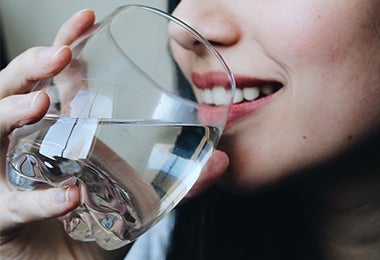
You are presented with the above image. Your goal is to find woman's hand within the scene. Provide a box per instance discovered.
[185,150,229,199]
[0,9,129,259]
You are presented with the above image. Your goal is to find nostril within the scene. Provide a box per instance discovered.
[168,22,215,60]
[168,21,204,52]
[194,40,202,46]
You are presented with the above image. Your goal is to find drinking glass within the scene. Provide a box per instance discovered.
[6,4,235,250]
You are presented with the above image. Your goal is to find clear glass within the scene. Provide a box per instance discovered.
[6,4,235,250]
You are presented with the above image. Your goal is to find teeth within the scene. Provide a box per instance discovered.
[213,87,229,105]
[201,89,213,104]
[232,89,244,103]
[200,85,279,105]
[243,87,260,101]
[200,86,231,105]
[261,85,275,95]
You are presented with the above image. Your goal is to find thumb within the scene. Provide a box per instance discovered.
[0,91,49,137]
[184,150,229,199]
[0,186,80,232]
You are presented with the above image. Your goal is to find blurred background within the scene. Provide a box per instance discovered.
[0,0,168,61]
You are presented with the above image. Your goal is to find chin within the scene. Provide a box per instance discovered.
[216,162,307,195]
[216,170,271,195]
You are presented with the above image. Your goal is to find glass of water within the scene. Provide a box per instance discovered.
[6,4,235,250]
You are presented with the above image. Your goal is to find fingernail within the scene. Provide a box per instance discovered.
[30,91,42,107]
[72,9,93,18]
[38,46,68,59]
[54,187,71,204]
[15,91,40,109]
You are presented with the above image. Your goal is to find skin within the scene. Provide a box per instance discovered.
[171,0,380,258]
[0,0,379,258]
[171,0,380,191]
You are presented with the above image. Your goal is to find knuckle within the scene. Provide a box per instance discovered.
[6,192,24,225]
[5,190,51,225]
[35,194,51,219]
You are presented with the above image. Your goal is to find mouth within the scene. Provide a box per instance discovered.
[192,72,284,126]
[199,81,283,106]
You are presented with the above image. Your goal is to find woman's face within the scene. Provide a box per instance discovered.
[171,0,380,191]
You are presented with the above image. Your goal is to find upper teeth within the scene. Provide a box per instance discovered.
[200,85,276,105]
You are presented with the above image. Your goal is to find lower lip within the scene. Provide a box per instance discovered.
[226,91,279,128]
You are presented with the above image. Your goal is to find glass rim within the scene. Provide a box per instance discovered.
[106,4,236,94]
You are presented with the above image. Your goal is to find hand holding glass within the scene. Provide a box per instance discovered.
[6,5,235,250]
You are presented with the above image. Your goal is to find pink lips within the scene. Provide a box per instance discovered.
[227,95,273,127]
[191,71,234,89]
[192,72,280,128]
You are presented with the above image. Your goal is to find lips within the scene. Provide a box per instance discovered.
[192,72,283,125]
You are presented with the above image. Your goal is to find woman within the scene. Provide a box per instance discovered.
[166,0,380,259]
[1,0,380,259]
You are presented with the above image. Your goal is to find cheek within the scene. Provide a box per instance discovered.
[259,3,368,68]
[170,43,195,87]
[269,20,342,68]
[266,2,380,130]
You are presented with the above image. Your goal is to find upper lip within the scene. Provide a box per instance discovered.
[191,72,282,89]
[191,71,235,89]
[233,76,282,89]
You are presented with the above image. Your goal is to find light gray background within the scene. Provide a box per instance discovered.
[0,0,168,59]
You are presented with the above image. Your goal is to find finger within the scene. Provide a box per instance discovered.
[0,46,71,98]
[184,150,229,199]
[53,9,96,46]
[0,186,80,231]
[0,91,49,137]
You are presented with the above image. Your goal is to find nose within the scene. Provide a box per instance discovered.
[169,1,240,51]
